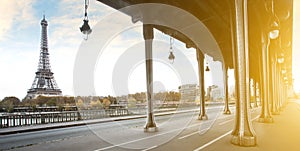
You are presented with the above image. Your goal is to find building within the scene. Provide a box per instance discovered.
[178,84,198,102]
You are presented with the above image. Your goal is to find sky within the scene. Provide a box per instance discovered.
[293,0,300,93]
[0,0,298,100]
[0,0,223,99]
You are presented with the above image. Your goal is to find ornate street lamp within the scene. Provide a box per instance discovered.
[205,55,210,72]
[205,62,210,72]
[80,0,92,40]
[277,53,284,64]
[168,36,175,63]
[268,16,280,39]
[267,0,280,40]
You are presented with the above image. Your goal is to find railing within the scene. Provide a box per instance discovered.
[0,108,131,128]
[79,108,131,120]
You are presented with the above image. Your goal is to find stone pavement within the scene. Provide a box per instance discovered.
[200,99,300,151]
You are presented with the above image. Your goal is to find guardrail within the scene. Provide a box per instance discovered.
[0,108,131,128]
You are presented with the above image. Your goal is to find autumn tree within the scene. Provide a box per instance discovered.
[0,96,21,112]
[90,100,103,109]
[102,98,111,109]
[127,97,137,108]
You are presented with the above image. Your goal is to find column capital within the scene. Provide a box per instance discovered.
[196,49,204,61]
[143,24,154,40]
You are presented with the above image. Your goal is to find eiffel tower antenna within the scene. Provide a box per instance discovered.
[26,15,62,99]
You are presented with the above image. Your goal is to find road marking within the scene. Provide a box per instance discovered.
[141,145,157,151]
[252,115,260,121]
[177,113,235,140]
[193,115,260,151]
[178,128,209,140]
[193,130,232,151]
[95,108,244,151]
[94,120,210,151]
[218,119,234,126]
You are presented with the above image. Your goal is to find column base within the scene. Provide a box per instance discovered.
[144,125,158,132]
[144,113,158,132]
[258,116,273,123]
[223,109,231,115]
[231,134,256,146]
[198,114,208,120]
[271,111,280,115]
[280,107,284,111]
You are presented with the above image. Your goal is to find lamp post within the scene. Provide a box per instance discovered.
[80,0,92,40]
[168,36,175,63]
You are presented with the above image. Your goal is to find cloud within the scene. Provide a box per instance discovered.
[0,0,36,41]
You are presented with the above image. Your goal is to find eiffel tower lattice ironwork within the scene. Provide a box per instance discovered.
[26,15,62,99]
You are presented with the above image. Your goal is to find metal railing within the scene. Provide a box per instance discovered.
[0,108,131,128]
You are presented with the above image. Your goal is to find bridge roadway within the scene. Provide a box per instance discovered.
[0,100,299,151]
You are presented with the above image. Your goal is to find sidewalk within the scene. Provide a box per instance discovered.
[202,99,300,151]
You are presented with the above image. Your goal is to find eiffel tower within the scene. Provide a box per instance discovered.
[26,15,62,99]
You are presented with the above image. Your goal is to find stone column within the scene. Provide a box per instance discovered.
[223,63,231,114]
[231,0,256,146]
[197,49,208,120]
[143,24,157,132]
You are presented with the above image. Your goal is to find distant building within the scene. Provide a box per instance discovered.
[178,84,198,102]
[210,86,222,101]
[116,95,128,107]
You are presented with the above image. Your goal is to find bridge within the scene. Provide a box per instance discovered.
[0,0,296,150]
[90,0,294,147]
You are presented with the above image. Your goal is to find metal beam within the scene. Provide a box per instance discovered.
[223,63,231,114]
[196,49,208,120]
[231,0,256,146]
[143,24,158,132]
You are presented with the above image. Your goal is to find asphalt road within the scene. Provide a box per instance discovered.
[0,105,259,151]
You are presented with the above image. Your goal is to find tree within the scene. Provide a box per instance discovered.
[102,98,111,109]
[35,96,48,106]
[107,95,117,104]
[0,96,21,112]
[1,96,20,105]
[76,98,85,109]
[154,92,167,101]
[127,97,137,108]
[90,100,103,109]
[46,98,57,106]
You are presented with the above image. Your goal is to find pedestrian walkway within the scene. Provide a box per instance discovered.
[199,99,300,151]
